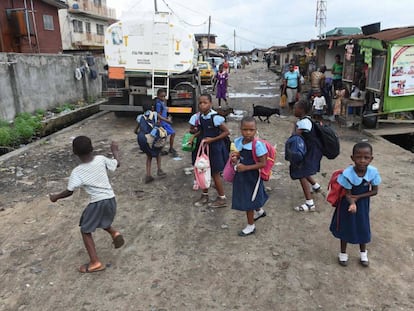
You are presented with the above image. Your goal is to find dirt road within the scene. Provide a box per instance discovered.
[1,62,414,311]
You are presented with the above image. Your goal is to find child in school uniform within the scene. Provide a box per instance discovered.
[49,136,124,273]
[290,100,323,212]
[330,142,381,267]
[189,93,230,208]
[134,102,166,183]
[154,88,178,157]
[231,116,268,236]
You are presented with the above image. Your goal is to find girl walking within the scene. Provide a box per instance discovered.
[189,94,229,208]
[330,142,381,267]
[231,116,268,236]
[214,64,229,107]
[290,100,322,211]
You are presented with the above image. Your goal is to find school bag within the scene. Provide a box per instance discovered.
[194,141,211,189]
[252,138,277,181]
[307,117,340,159]
[143,112,167,148]
[327,169,347,207]
[284,134,307,164]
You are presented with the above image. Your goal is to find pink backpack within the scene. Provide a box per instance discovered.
[252,138,276,181]
[194,141,211,189]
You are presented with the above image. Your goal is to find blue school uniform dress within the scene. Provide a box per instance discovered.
[155,98,175,135]
[329,165,381,244]
[188,110,228,172]
[289,117,323,179]
[136,111,161,157]
[231,137,269,211]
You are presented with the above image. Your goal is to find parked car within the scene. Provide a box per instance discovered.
[198,61,214,84]
[252,55,259,62]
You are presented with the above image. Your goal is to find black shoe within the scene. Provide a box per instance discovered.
[169,148,178,157]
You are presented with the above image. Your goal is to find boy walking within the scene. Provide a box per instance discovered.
[49,136,124,273]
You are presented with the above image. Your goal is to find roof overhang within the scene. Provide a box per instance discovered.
[41,0,68,9]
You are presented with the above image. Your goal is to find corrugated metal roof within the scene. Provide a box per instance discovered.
[278,26,414,50]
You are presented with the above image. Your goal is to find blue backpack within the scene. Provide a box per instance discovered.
[285,134,307,164]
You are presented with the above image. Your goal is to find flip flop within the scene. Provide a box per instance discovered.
[79,263,106,273]
[113,234,125,249]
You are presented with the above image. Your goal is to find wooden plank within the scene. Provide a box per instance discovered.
[363,126,414,136]
[378,119,414,124]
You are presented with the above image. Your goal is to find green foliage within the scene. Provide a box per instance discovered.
[55,103,75,113]
[0,127,14,146]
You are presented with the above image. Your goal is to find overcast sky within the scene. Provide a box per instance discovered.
[106,0,414,51]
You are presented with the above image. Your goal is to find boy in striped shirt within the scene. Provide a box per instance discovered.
[49,136,124,273]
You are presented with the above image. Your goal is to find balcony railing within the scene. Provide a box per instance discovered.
[72,32,105,47]
[68,0,116,19]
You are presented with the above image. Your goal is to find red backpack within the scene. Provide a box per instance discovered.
[327,169,347,207]
[252,138,276,181]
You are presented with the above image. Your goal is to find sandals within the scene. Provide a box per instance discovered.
[293,203,315,212]
[113,234,125,249]
[79,262,106,273]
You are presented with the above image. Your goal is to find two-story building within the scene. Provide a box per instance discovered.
[0,0,67,53]
[58,0,116,52]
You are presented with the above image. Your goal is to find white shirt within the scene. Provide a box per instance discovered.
[67,155,118,203]
[313,96,326,110]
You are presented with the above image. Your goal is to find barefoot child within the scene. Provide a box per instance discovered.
[290,100,323,211]
[330,142,381,267]
[189,93,229,208]
[49,136,124,273]
[231,116,268,236]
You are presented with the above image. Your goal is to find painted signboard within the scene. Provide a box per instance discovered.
[388,45,414,97]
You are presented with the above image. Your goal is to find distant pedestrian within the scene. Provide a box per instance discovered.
[289,100,322,212]
[266,54,271,69]
[134,102,167,183]
[214,64,229,107]
[49,136,124,273]
[190,93,229,208]
[223,58,230,73]
[231,116,268,236]
[282,63,301,113]
[330,142,381,267]
[154,88,178,157]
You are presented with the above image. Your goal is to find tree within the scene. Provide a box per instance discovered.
[220,44,229,49]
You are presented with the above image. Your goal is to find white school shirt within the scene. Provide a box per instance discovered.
[67,155,118,203]
[313,96,326,110]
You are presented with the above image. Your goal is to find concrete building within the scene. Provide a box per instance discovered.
[58,0,116,51]
[195,33,217,51]
[0,0,67,54]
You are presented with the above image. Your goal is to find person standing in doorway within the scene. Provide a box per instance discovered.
[332,54,343,92]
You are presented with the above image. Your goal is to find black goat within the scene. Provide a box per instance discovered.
[252,104,280,123]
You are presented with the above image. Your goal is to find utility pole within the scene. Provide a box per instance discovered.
[206,15,211,58]
[154,0,158,13]
[233,29,236,54]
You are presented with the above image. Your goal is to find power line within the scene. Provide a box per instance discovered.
[161,0,209,27]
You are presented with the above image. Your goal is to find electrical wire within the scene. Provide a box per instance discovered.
[161,0,208,27]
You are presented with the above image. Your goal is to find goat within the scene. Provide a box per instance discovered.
[214,106,234,122]
[252,104,280,123]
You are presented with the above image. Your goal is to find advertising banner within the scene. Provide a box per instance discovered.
[389,45,414,97]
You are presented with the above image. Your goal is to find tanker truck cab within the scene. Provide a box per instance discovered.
[101,12,200,116]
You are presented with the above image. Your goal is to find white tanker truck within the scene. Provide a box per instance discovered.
[100,11,200,115]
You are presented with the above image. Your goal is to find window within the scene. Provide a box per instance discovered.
[73,20,83,33]
[43,15,54,31]
[85,22,91,34]
[94,0,102,7]
[96,24,104,35]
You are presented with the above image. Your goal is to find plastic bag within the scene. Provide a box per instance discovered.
[280,94,287,108]
[194,141,211,189]
[223,158,236,183]
[182,133,197,152]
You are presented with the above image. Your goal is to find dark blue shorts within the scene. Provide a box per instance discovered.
[79,197,116,233]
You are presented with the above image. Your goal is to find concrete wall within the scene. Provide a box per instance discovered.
[0,53,106,121]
